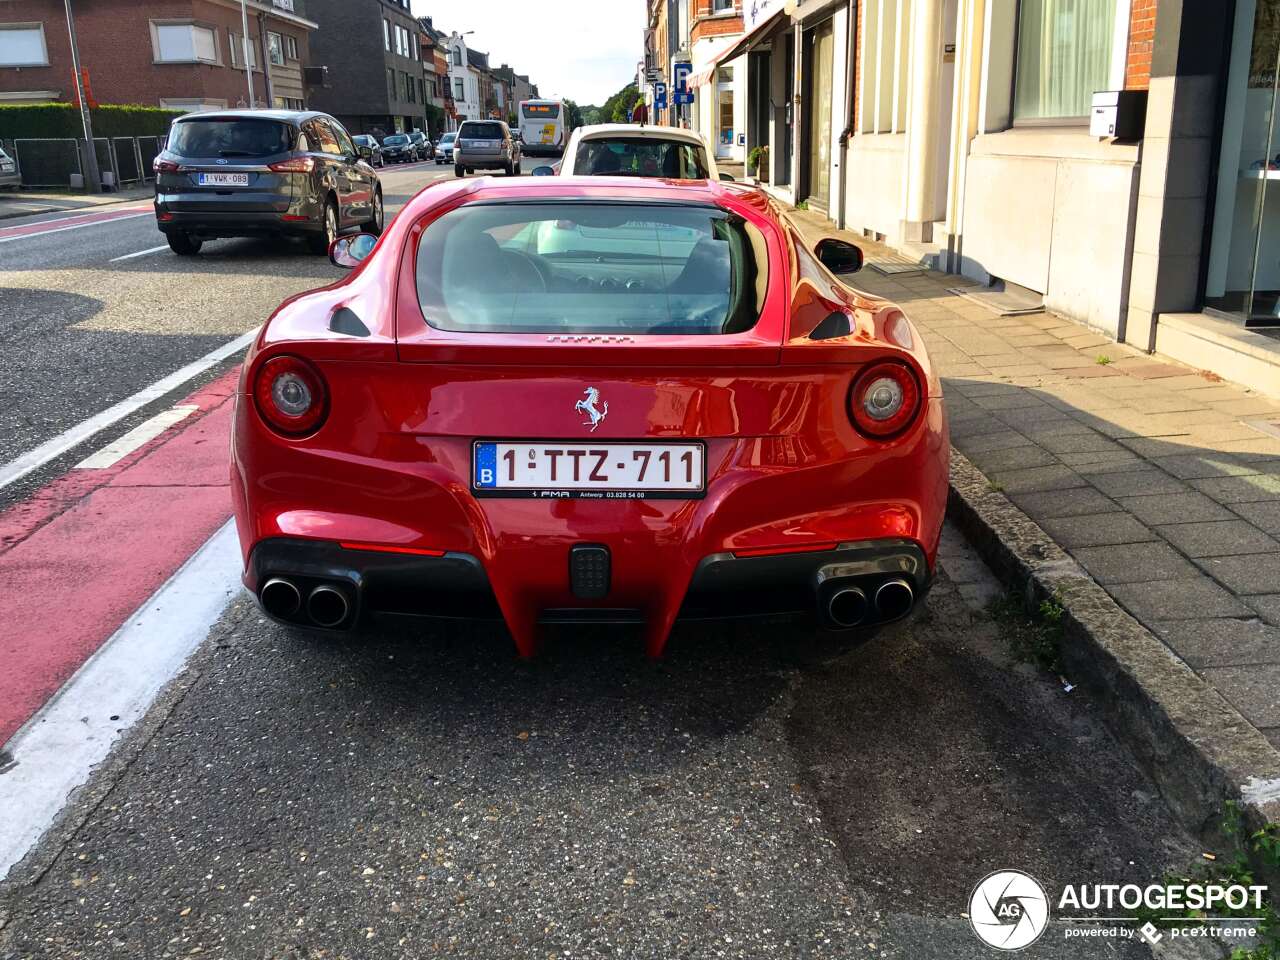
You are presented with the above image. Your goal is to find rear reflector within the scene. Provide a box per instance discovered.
[281,214,310,221]
[339,542,446,557]
[732,541,838,558]
[157,211,174,222]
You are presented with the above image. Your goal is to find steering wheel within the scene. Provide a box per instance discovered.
[501,250,551,292]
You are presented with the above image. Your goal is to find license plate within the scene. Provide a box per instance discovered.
[473,441,705,499]
[197,172,249,186]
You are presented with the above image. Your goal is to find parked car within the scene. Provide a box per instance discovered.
[555,124,724,181]
[232,177,947,658]
[380,134,415,163]
[0,147,19,189]
[151,109,383,256]
[434,132,457,165]
[453,120,521,177]
[352,135,384,168]
[406,130,431,161]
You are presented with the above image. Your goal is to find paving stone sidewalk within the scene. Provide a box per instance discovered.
[788,207,1280,750]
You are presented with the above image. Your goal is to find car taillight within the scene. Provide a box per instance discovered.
[253,355,328,436]
[849,361,921,438]
[268,157,316,173]
[153,157,180,173]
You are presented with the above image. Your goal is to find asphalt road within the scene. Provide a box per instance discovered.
[0,528,1196,959]
[0,162,454,493]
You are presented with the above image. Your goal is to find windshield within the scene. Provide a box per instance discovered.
[383,135,409,145]
[168,118,293,158]
[460,123,504,139]
[574,138,709,179]
[416,202,766,335]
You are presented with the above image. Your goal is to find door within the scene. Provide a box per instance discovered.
[1205,0,1280,327]
[330,120,374,225]
[803,18,834,212]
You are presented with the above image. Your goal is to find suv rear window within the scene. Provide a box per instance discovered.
[460,123,504,140]
[168,118,293,158]
[575,138,709,179]
[415,201,767,336]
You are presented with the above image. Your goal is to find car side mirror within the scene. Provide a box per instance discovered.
[719,172,736,182]
[532,165,555,177]
[815,237,864,275]
[329,233,377,269]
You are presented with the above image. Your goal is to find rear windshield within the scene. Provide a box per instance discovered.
[383,134,408,145]
[353,135,374,145]
[575,138,709,179]
[439,133,456,143]
[460,122,504,139]
[168,118,292,158]
[415,202,767,335]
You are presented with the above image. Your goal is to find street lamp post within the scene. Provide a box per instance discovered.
[63,0,101,193]
[240,0,256,106]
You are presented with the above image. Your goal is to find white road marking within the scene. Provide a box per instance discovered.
[0,327,257,491]
[0,211,151,245]
[74,404,198,469]
[109,243,169,262]
[0,520,240,882]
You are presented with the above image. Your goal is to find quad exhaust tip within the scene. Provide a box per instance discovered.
[875,578,914,621]
[307,584,351,628]
[260,577,301,618]
[826,586,869,628]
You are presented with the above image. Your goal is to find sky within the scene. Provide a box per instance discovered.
[411,1,643,106]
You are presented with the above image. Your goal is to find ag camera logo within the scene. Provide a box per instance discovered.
[969,870,1050,950]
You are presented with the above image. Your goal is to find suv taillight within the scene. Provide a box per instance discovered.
[253,355,328,436]
[849,361,922,439]
[153,157,180,173]
[269,157,316,173]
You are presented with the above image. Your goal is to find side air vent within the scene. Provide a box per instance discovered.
[808,311,852,341]
[330,307,371,338]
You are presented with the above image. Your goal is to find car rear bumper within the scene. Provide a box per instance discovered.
[155,193,323,237]
[245,535,933,639]
[457,151,508,168]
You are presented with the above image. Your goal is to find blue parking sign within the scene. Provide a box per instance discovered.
[673,62,694,105]
[654,82,668,110]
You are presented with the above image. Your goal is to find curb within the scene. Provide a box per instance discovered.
[946,447,1280,836]
[0,190,152,222]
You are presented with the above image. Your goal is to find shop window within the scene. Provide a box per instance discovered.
[1013,0,1117,121]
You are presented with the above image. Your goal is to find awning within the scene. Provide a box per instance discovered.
[690,6,788,86]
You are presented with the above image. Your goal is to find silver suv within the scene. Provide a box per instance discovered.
[453,120,521,177]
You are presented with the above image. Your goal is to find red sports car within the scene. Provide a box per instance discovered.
[231,176,948,657]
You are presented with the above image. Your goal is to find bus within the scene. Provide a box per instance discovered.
[518,99,567,155]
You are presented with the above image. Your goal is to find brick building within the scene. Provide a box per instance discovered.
[304,0,424,138]
[0,0,316,111]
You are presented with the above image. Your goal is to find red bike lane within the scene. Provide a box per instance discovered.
[0,368,241,747]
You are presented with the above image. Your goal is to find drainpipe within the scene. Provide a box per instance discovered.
[836,0,857,230]
[258,12,275,109]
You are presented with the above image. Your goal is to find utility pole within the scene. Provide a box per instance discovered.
[240,0,255,107]
[63,0,101,192]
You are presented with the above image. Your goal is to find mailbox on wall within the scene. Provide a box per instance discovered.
[1090,90,1147,139]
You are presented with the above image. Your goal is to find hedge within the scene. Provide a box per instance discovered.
[0,103,185,140]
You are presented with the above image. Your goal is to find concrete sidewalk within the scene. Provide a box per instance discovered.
[0,185,152,222]
[788,207,1280,754]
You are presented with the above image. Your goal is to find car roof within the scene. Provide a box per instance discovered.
[573,123,705,146]
[173,108,328,125]
[417,175,772,217]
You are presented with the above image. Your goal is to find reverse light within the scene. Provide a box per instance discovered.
[269,157,316,173]
[850,361,921,438]
[253,355,328,436]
